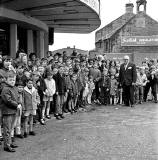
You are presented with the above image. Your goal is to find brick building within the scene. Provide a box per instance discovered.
[95,0,158,64]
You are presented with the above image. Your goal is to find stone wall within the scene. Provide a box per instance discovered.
[112,12,158,53]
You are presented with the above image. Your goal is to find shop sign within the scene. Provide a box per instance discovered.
[121,35,158,46]
[80,0,100,14]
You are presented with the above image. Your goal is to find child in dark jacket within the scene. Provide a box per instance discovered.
[63,67,71,113]
[99,68,111,105]
[0,74,4,144]
[68,73,79,114]
[16,64,26,85]
[37,66,47,125]
[55,66,67,120]
[1,71,22,152]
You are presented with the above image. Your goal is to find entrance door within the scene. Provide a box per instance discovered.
[17,27,27,53]
[0,23,10,55]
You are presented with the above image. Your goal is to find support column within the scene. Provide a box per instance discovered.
[10,24,18,58]
[37,31,44,58]
[27,30,34,54]
[44,32,49,54]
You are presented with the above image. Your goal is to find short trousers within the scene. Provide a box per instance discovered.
[43,95,53,102]
[23,110,36,117]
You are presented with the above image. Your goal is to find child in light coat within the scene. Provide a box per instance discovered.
[43,71,56,122]
[82,76,89,106]
[23,78,40,138]
[110,75,118,105]
[135,67,147,104]
[87,76,95,104]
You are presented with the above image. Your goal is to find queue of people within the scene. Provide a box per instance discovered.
[0,51,158,153]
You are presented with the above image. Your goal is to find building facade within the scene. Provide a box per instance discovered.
[0,0,101,58]
[95,0,158,64]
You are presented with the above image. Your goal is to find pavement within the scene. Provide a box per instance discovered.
[0,102,158,160]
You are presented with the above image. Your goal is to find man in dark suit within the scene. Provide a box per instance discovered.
[119,56,137,107]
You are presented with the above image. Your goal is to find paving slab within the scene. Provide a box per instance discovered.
[0,102,158,160]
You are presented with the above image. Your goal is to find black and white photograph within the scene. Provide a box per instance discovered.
[0,0,158,159]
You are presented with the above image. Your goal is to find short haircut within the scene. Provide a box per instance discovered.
[38,65,44,69]
[41,58,47,62]
[25,77,33,83]
[17,63,24,69]
[71,73,77,78]
[89,75,93,79]
[16,80,25,87]
[6,71,16,79]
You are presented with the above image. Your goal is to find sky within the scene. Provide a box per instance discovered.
[49,0,158,51]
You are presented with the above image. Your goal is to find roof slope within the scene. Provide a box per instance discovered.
[96,12,135,42]
[96,11,158,42]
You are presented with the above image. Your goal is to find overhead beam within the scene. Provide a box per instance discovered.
[17,1,69,11]
[0,7,48,32]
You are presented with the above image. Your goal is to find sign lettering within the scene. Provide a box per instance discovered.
[121,35,158,46]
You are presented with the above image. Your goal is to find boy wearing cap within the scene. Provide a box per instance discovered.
[99,68,111,105]
[14,80,25,138]
[68,73,79,114]
[63,67,71,113]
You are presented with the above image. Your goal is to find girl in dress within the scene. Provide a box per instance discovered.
[42,71,56,123]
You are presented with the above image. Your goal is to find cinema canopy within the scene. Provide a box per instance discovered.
[0,0,101,57]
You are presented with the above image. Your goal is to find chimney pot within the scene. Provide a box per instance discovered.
[125,3,134,14]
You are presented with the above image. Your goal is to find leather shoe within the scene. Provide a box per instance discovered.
[24,132,28,138]
[29,131,36,136]
[0,136,3,141]
[46,115,51,119]
[60,115,65,119]
[40,119,46,125]
[56,115,62,120]
[73,109,77,112]
[10,144,18,148]
[63,108,68,113]
[4,146,16,152]
[16,134,24,139]
[11,137,15,142]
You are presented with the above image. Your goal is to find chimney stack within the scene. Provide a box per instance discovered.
[136,0,147,13]
[125,3,134,14]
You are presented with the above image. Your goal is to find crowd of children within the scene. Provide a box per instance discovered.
[0,51,158,152]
